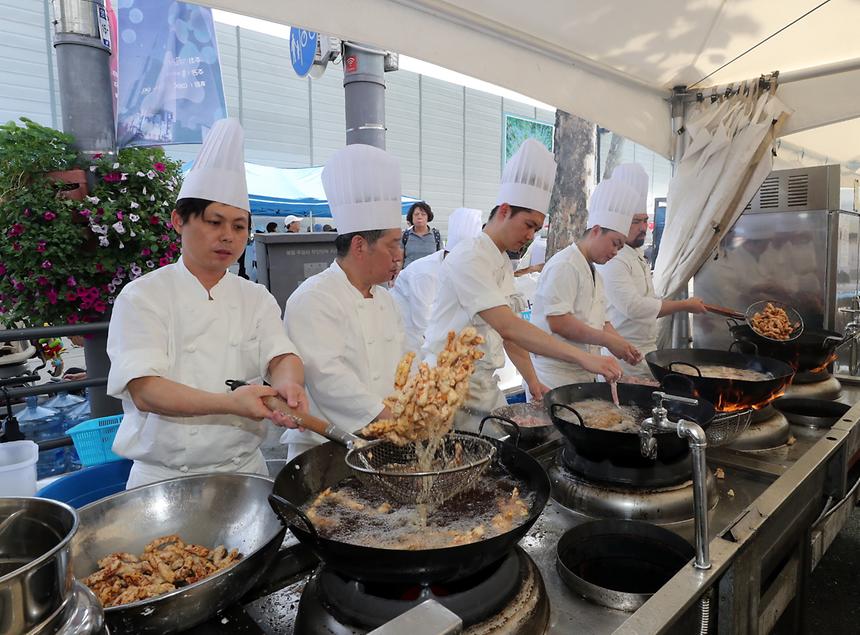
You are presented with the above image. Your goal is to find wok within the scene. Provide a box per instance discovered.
[728,320,843,374]
[646,348,794,412]
[71,474,286,634]
[544,383,714,464]
[481,401,555,445]
[270,431,550,585]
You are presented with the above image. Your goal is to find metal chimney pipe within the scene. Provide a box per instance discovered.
[342,42,386,149]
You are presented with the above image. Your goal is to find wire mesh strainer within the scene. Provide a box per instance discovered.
[345,433,497,506]
[706,409,753,447]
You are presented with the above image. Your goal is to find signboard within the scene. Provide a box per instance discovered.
[116,0,227,148]
[289,27,318,77]
[503,114,554,163]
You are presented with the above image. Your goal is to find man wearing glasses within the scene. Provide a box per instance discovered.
[597,163,706,379]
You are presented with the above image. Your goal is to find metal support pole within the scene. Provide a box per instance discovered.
[670,86,691,348]
[342,42,386,148]
[51,0,116,158]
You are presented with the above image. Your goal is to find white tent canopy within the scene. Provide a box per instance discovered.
[199,0,860,184]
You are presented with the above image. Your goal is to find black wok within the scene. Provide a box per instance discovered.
[645,348,794,412]
[481,401,555,445]
[269,432,550,585]
[728,320,843,374]
[544,383,714,464]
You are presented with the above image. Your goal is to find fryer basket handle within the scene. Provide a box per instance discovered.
[550,403,587,427]
[479,415,522,447]
[268,493,320,543]
[660,373,699,399]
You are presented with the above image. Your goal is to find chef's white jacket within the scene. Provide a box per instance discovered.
[282,261,405,452]
[391,250,444,355]
[531,244,606,387]
[423,233,517,416]
[596,244,661,376]
[106,257,299,478]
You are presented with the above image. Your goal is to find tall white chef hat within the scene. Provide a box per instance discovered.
[496,139,557,214]
[587,178,640,235]
[446,207,483,251]
[177,118,249,212]
[322,144,402,235]
[609,162,649,212]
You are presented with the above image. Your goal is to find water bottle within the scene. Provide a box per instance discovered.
[44,391,86,472]
[64,391,92,471]
[17,397,65,479]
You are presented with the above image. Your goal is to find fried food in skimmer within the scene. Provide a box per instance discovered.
[750,303,798,340]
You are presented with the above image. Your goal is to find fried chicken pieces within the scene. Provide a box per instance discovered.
[750,303,799,340]
[82,534,241,607]
[361,327,484,444]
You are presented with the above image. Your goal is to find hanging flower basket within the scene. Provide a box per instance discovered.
[46,168,89,201]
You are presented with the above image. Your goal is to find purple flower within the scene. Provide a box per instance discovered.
[23,209,31,218]
[146,260,155,268]
[158,257,170,267]
[66,275,77,287]
[153,162,166,172]
[141,248,151,257]
[13,281,25,292]
[7,224,24,238]
[41,260,53,270]
[46,288,58,305]
[79,209,92,217]
[36,241,46,252]
[131,264,142,277]
[103,172,122,183]
[67,313,79,325]
[36,276,49,286]
[116,211,124,220]
[0,264,6,276]
[94,300,107,313]
[43,211,56,221]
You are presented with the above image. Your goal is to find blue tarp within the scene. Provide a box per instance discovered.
[183,161,420,218]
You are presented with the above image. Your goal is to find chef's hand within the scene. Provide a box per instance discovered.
[275,380,308,415]
[684,297,707,314]
[228,384,282,421]
[604,333,641,365]
[528,381,551,401]
[582,354,623,382]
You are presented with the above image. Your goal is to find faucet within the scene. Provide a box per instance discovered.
[639,391,711,570]
[838,296,860,375]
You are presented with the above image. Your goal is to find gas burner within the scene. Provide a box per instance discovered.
[724,409,790,451]
[548,457,718,530]
[784,374,841,400]
[293,547,548,634]
[559,443,692,488]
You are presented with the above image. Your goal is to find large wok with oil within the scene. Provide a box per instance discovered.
[269,430,550,584]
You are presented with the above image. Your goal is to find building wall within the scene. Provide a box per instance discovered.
[0,2,672,236]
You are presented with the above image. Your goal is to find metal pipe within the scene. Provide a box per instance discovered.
[4,377,107,400]
[343,41,386,148]
[0,322,109,343]
[678,419,711,569]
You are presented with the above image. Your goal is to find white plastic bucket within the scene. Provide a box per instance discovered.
[0,440,39,496]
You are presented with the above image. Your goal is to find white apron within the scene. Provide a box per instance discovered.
[125,450,268,489]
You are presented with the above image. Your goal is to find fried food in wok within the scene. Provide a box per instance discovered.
[82,534,242,607]
[362,327,484,444]
[750,303,798,340]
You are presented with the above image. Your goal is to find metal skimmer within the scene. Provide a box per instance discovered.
[345,433,497,506]
[706,409,753,446]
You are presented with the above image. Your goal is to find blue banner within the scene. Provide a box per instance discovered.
[116,0,227,148]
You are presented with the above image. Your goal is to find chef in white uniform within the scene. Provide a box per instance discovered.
[423,139,622,427]
[282,144,406,460]
[107,119,308,489]
[597,163,706,378]
[392,207,483,354]
[530,178,642,387]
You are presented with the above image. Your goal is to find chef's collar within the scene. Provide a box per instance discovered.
[329,259,379,300]
[178,255,232,300]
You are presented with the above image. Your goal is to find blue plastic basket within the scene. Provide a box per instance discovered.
[38,459,132,508]
[66,415,124,467]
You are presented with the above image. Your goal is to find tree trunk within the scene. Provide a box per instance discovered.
[547,110,597,259]
[602,132,626,179]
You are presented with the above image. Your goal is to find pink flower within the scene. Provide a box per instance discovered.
[43,211,56,221]
[158,256,170,267]
[67,313,79,324]
[12,242,21,252]
[65,290,77,301]
[141,248,151,257]
[23,209,31,218]
[66,275,77,287]
[80,209,91,218]
[36,241,46,252]
[36,276,49,286]
[161,234,170,242]
[41,260,53,270]
[94,300,107,313]
[7,224,24,238]
[92,153,103,159]
[103,172,122,183]
[13,281,24,292]
[95,263,105,273]
[0,264,5,276]
[150,215,160,225]
[153,162,166,172]
[116,211,124,220]
[46,288,58,305]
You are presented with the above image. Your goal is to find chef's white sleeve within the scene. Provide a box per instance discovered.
[445,252,510,318]
[600,258,662,321]
[106,284,170,400]
[283,291,384,427]
[252,287,300,381]
[534,261,579,317]
[408,271,438,346]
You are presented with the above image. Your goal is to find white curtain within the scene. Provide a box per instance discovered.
[653,86,793,302]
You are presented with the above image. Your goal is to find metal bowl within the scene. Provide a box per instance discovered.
[0,497,78,635]
[71,473,286,634]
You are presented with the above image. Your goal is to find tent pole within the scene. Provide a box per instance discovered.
[670,86,691,349]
